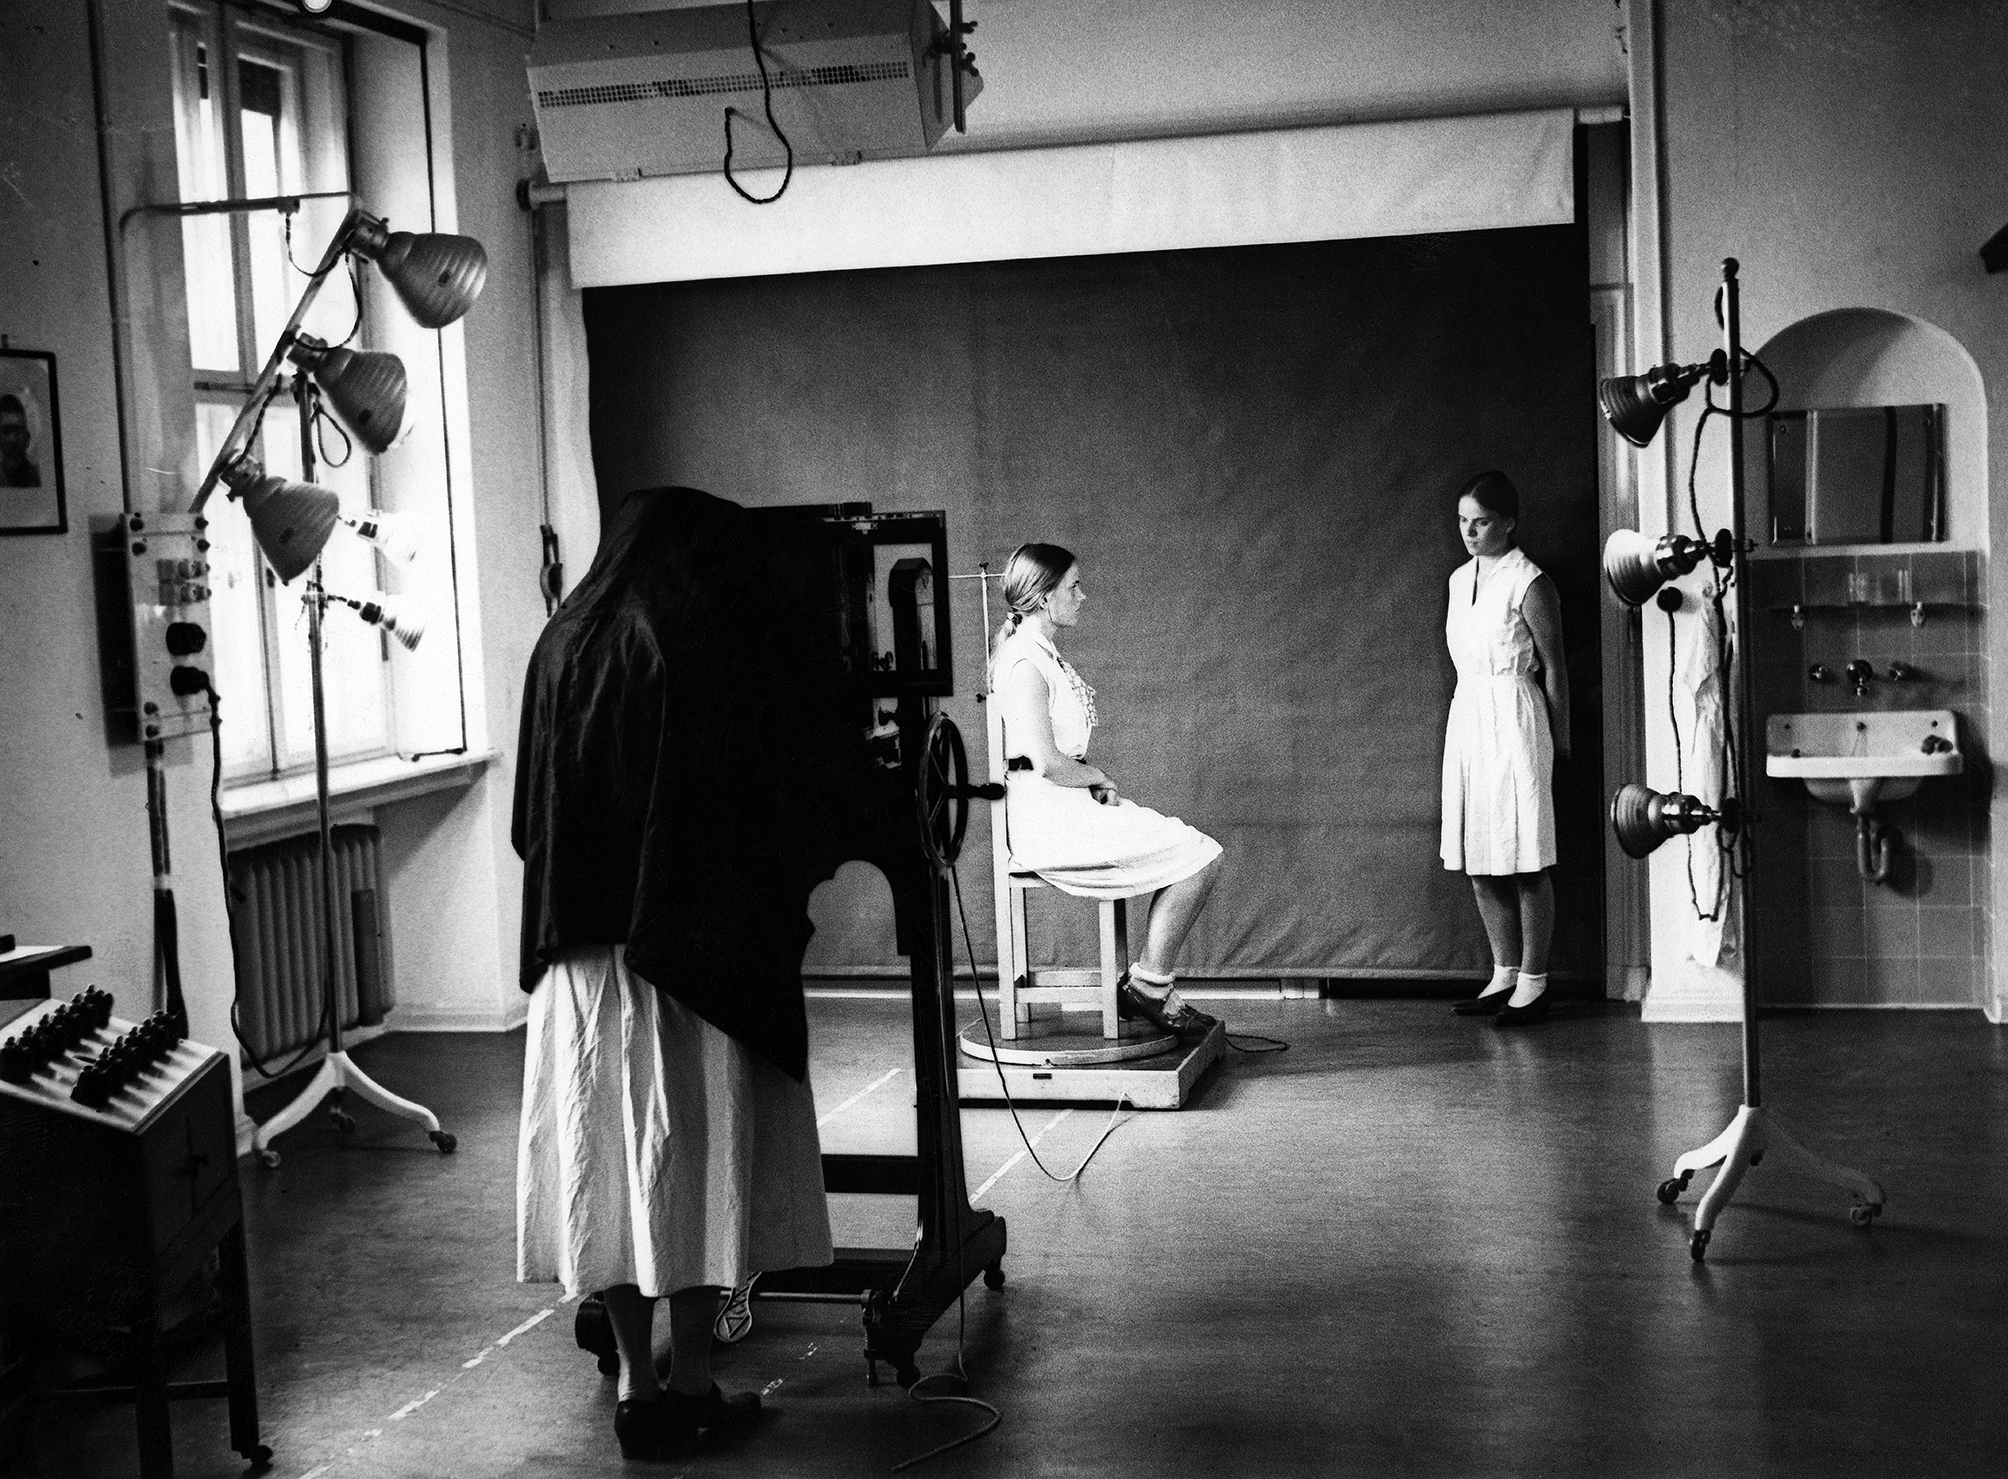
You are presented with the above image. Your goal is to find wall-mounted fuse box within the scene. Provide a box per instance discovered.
[94,512,217,744]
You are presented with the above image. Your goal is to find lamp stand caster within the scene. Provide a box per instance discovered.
[258,1148,282,1169]
[429,1130,457,1153]
[982,1264,1005,1290]
[330,1107,355,1135]
[1850,1201,1883,1228]
[1689,1228,1711,1263]
[239,1442,274,1468]
[1657,1173,1691,1205]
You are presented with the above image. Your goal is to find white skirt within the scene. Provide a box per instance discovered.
[1004,774,1223,900]
[1439,673,1557,876]
[516,945,833,1299]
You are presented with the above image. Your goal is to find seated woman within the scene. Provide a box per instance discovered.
[990,542,1224,1039]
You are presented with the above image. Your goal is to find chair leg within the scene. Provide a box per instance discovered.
[1006,887,1032,1039]
[1099,898,1127,1039]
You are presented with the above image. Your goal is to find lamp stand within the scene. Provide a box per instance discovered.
[1656,260,1882,1260]
[251,379,453,1169]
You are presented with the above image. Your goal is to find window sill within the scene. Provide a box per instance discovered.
[220,750,497,848]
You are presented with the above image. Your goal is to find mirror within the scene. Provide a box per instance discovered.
[1766,404,1945,545]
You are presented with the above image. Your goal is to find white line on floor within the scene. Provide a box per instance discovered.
[460,1347,494,1370]
[388,1388,440,1421]
[496,1308,554,1345]
[971,1109,1074,1202]
[818,1065,904,1128]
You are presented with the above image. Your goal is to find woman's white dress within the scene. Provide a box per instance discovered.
[1440,546,1558,876]
[517,945,833,1299]
[994,625,1222,899]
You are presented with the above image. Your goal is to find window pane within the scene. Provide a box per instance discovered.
[240,58,295,367]
[194,402,273,775]
[171,22,239,373]
[258,409,393,769]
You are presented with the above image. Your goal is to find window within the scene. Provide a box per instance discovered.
[170,1,401,778]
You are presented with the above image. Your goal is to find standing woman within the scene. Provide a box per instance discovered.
[1441,471,1570,1026]
[991,544,1225,1039]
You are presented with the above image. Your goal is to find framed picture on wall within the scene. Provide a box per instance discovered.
[0,347,66,535]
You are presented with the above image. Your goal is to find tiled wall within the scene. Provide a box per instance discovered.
[1743,551,1991,1006]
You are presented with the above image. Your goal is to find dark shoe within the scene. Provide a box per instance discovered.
[1451,988,1512,1016]
[663,1382,762,1440]
[1492,990,1551,1027]
[1117,979,1218,1042]
[614,1395,697,1461]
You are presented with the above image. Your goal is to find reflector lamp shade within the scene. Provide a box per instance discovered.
[1610,783,1737,860]
[1602,529,1711,607]
[1597,353,1723,447]
[338,509,420,565]
[288,336,407,455]
[219,457,341,583]
[358,597,425,651]
[350,218,488,329]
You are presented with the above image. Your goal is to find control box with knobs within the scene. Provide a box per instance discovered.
[93,512,217,742]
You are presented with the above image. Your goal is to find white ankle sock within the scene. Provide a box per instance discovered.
[1507,971,1547,1008]
[1129,964,1174,1000]
[1480,965,1517,998]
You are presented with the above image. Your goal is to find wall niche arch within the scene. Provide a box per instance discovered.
[1748,307,1987,553]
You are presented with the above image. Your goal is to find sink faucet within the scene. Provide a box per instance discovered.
[1845,659,1874,697]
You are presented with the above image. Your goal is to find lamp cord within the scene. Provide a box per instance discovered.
[723,0,794,205]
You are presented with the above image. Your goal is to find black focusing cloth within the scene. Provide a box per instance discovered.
[512,486,871,1080]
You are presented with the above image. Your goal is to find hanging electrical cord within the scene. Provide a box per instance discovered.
[722,0,794,204]
[949,869,1132,1183]
[205,680,337,1082]
[282,211,369,349]
[312,403,353,468]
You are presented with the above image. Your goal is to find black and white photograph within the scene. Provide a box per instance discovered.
[0,347,66,535]
[2,2,2006,1477]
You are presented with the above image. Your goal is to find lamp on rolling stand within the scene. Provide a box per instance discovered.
[183,202,486,1169]
[1600,260,1883,1260]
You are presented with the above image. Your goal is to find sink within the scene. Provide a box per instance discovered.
[1765,709,1961,814]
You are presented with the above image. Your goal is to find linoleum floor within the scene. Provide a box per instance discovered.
[12,995,2008,1478]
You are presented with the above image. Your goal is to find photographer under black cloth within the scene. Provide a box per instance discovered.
[512,486,870,1460]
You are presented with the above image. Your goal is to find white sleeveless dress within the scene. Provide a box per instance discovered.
[994,626,1222,899]
[1440,546,1558,876]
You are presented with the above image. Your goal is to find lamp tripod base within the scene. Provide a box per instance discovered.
[1657,1104,1883,1261]
[252,1049,455,1168]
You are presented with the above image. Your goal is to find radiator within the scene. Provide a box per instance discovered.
[227,824,394,1064]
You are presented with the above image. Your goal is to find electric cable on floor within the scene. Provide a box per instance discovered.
[949,868,1131,1183]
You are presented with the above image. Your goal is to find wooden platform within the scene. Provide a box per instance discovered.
[955,1017,1225,1109]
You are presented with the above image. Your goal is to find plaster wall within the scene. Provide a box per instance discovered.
[0,0,547,1144]
[1644,0,2008,1020]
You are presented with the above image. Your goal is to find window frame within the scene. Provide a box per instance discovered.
[170,0,405,784]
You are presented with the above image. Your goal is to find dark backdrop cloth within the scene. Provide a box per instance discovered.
[512,486,871,1079]
[581,228,1602,979]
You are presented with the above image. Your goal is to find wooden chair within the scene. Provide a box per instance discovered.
[986,692,1130,1041]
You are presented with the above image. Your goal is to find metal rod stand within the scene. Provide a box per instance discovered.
[1661,260,1883,1260]
[251,378,452,1169]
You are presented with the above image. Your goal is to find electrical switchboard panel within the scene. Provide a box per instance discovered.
[93,511,218,743]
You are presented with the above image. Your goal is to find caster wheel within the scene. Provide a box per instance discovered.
[1689,1228,1711,1263]
[1656,1177,1686,1206]
[894,1362,922,1390]
[259,1148,281,1170]
[982,1264,1005,1291]
[1851,1202,1882,1228]
[330,1109,355,1135]
[240,1443,274,1465]
[430,1131,457,1153]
